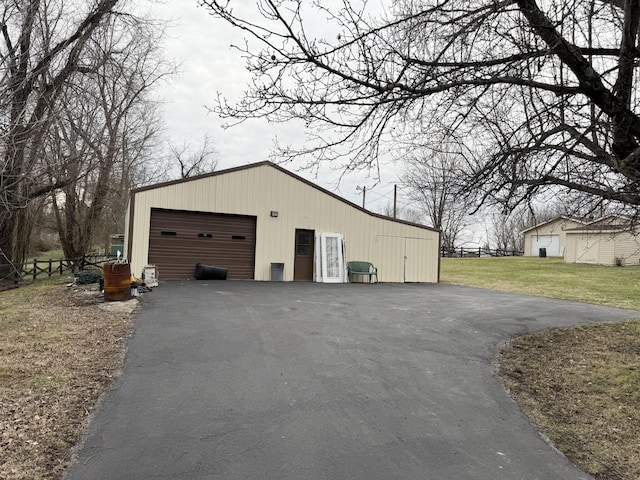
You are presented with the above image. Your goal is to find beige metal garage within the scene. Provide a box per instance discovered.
[125,162,441,282]
[564,216,640,266]
[522,216,586,257]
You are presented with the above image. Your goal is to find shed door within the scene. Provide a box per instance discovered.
[575,235,599,264]
[405,238,434,282]
[530,235,560,256]
[148,208,256,280]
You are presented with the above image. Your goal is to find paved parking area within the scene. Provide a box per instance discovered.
[64,282,636,480]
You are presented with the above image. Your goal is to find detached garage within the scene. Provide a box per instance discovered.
[125,162,440,282]
[522,216,586,257]
[147,209,256,280]
[564,216,640,266]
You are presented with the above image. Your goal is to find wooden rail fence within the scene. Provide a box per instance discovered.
[441,246,523,258]
[1,254,115,282]
[2,248,524,283]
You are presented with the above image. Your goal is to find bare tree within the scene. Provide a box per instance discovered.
[379,200,423,224]
[42,15,170,261]
[200,0,640,213]
[486,207,534,253]
[486,198,603,252]
[0,0,121,277]
[166,134,218,179]
[403,150,473,251]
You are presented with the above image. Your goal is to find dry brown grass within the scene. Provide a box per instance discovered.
[498,321,640,480]
[0,279,135,480]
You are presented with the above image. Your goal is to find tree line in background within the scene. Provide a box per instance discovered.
[0,0,218,279]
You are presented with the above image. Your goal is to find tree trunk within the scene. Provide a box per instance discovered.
[0,214,18,280]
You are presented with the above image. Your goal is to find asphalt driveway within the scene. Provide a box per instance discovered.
[64,282,636,480]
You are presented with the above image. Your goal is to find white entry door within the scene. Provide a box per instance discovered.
[315,233,346,283]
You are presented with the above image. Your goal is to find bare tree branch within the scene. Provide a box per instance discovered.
[198,0,640,212]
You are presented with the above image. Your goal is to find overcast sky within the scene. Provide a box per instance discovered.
[147,1,491,246]
[149,1,412,215]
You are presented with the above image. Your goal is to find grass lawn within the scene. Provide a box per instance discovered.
[0,278,135,480]
[26,249,66,262]
[441,256,640,310]
[442,256,640,480]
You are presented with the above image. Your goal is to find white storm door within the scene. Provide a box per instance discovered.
[316,232,345,283]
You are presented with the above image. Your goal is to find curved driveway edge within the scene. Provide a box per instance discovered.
[64,282,636,480]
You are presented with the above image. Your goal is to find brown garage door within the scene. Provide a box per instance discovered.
[148,208,256,280]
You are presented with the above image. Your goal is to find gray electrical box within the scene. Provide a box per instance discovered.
[270,263,284,282]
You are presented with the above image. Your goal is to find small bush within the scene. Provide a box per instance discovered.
[75,269,103,285]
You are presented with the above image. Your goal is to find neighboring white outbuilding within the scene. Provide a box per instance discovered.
[564,216,640,266]
[124,161,441,282]
[522,216,587,257]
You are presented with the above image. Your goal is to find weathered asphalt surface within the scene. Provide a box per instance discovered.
[64,282,637,480]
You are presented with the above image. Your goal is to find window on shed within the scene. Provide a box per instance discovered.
[296,231,312,256]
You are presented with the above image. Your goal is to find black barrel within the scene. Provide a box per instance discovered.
[195,263,228,280]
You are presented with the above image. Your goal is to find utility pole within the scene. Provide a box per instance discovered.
[356,185,366,209]
[393,184,397,218]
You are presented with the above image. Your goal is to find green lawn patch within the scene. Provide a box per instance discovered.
[441,257,640,310]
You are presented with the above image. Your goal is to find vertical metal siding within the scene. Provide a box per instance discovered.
[564,235,577,263]
[524,219,585,256]
[128,164,439,282]
[614,232,640,264]
[567,231,640,265]
[597,236,615,265]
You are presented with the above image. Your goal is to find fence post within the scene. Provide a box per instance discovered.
[59,259,63,275]
[33,259,37,281]
[48,259,52,277]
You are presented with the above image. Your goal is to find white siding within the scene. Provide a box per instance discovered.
[530,235,560,256]
[566,230,640,265]
[127,163,440,282]
[564,235,577,263]
[523,218,584,256]
[574,235,601,264]
[614,232,640,265]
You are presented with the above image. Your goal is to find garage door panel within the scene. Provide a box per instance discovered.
[148,209,256,280]
[530,235,560,256]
